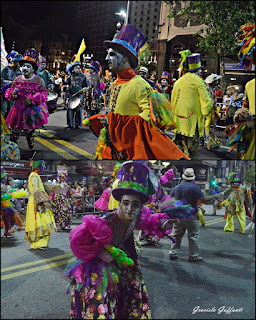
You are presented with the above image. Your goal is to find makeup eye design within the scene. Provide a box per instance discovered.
[109,51,117,57]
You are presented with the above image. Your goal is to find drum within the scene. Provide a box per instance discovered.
[68,96,82,110]
[46,91,58,113]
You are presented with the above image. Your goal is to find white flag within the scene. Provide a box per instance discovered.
[1,27,9,68]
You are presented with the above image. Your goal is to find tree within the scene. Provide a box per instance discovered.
[244,167,255,187]
[164,1,255,92]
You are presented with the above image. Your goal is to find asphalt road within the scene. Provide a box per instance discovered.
[10,99,236,160]
[1,205,254,319]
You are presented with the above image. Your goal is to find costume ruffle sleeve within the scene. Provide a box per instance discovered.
[136,206,172,238]
[5,87,17,101]
[70,215,113,262]
[27,89,48,105]
[105,112,189,160]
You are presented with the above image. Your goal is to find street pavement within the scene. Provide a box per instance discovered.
[11,98,236,160]
[1,204,254,319]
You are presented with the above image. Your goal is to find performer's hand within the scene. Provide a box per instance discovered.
[24,97,32,105]
[12,92,18,99]
[161,219,178,230]
[98,117,108,127]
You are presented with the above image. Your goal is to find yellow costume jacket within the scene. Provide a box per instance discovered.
[171,72,213,137]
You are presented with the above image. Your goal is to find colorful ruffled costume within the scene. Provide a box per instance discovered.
[65,208,173,319]
[25,166,56,249]
[94,188,112,212]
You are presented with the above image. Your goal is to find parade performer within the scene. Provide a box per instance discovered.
[108,163,122,210]
[1,167,16,237]
[204,73,222,150]
[51,168,73,232]
[1,114,20,160]
[138,66,157,89]
[171,52,213,158]
[94,176,113,212]
[37,56,57,113]
[157,71,173,101]
[218,173,252,233]
[5,48,49,151]
[1,51,22,118]
[83,24,189,160]
[64,61,90,129]
[84,61,105,117]
[25,161,56,250]
[226,23,255,160]
[64,161,188,319]
[167,168,219,262]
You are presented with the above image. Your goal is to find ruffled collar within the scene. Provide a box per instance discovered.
[22,74,35,81]
[116,68,137,86]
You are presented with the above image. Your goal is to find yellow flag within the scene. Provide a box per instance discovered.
[73,39,86,63]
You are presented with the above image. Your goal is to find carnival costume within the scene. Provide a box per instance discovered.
[51,169,73,231]
[5,49,49,150]
[225,24,255,159]
[37,56,57,113]
[84,61,105,117]
[83,24,189,160]
[157,71,173,101]
[1,52,22,118]
[1,167,26,237]
[220,173,252,233]
[25,161,56,249]
[64,61,89,128]
[94,176,113,212]
[64,161,193,319]
[1,114,20,160]
[171,52,213,157]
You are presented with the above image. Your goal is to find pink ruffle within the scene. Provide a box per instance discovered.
[160,169,175,185]
[28,89,48,105]
[137,206,172,238]
[94,188,111,211]
[70,215,113,261]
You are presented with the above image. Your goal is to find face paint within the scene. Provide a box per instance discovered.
[105,48,125,72]
[161,79,168,86]
[21,62,34,78]
[119,194,142,225]
[73,66,81,74]
[40,62,47,70]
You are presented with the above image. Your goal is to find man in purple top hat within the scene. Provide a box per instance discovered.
[64,161,177,319]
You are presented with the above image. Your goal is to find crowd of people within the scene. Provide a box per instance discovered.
[1,23,254,161]
[1,160,254,318]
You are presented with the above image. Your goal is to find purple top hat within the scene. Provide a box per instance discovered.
[20,48,39,71]
[187,53,203,72]
[160,71,170,81]
[104,24,146,68]
[112,161,150,204]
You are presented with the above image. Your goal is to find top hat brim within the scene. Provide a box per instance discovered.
[104,40,138,68]
[20,60,38,71]
[187,65,204,72]
[112,187,149,204]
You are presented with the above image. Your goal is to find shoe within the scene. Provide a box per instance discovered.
[75,125,81,129]
[188,256,204,262]
[10,225,19,233]
[38,247,49,250]
[65,125,73,129]
[4,232,14,238]
[169,251,178,260]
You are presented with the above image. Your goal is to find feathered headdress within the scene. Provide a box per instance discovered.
[237,23,255,70]
[178,49,191,78]
[30,160,45,174]
[57,169,68,182]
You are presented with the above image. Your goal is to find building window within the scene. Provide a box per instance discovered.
[146,23,149,27]
[134,18,137,22]
[154,15,157,19]
[140,17,143,21]
[154,8,158,12]
[141,11,144,15]
[153,29,156,33]
[153,22,156,26]
[140,24,142,28]
[148,9,150,14]
[148,2,151,6]
[135,12,137,16]
[147,17,150,20]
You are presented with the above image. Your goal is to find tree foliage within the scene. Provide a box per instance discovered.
[164,1,255,58]
[244,167,255,187]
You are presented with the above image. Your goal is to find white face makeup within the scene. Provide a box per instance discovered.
[73,65,81,74]
[40,62,47,70]
[105,48,126,72]
[119,194,142,225]
[21,62,34,78]
[161,79,168,86]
